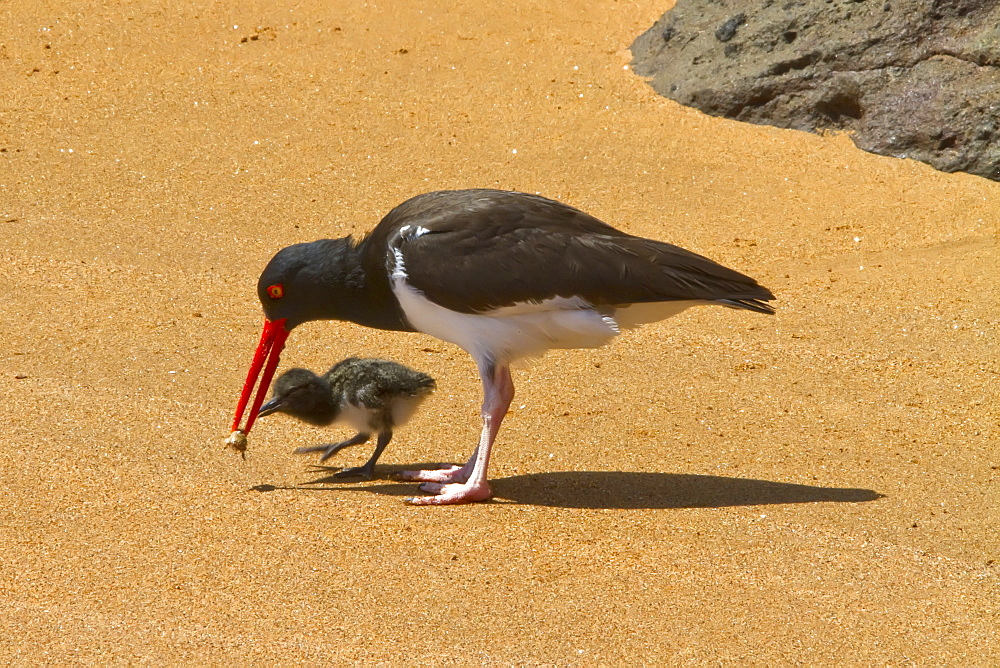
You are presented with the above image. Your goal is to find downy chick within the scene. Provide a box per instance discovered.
[256,357,436,479]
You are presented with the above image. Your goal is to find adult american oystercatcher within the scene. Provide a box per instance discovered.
[254,358,436,479]
[229,189,775,505]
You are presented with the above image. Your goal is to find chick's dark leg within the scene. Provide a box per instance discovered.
[335,430,393,480]
[295,432,370,462]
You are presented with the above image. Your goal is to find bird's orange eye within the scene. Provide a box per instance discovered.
[267,284,284,299]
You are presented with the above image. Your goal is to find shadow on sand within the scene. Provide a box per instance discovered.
[254,466,883,510]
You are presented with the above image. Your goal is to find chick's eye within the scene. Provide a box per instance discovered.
[267,284,284,299]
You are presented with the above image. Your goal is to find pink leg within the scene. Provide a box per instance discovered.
[402,362,513,505]
[398,445,479,484]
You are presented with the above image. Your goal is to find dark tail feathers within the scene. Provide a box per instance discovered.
[716,298,775,315]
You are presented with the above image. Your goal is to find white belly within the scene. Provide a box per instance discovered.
[392,277,700,365]
[389,395,429,427]
[336,394,431,432]
[337,403,378,433]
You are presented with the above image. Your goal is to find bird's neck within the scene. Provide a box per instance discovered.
[304,401,340,427]
[304,375,340,426]
[305,238,413,332]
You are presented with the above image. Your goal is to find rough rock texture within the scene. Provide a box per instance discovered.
[631,0,1000,181]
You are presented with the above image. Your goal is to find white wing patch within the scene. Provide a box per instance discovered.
[613,300,703,329]
[391,245,407,281]
[486,294,591,316]
[389,225,433,281]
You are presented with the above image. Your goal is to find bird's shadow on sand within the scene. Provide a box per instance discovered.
[254,465,883,509]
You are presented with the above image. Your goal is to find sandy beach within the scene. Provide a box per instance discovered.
[1,0,997,663]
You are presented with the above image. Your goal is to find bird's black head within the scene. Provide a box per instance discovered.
[256,367,338,426]
[257,237,366,330]
[231,234,408,439]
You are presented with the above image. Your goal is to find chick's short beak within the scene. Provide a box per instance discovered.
[255,396,284,419]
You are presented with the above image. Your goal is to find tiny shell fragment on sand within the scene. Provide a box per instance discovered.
[225,430,248,458]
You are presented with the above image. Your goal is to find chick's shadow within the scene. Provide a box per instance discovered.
[256,465,882,509]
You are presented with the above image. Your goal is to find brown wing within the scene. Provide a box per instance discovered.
[382,189,774,314]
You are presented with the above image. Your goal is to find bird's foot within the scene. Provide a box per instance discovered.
[295,443,347,462]
[398,464,470,484]
[295,433,369,462]
[333,465,375,480]
[404,480,493,506]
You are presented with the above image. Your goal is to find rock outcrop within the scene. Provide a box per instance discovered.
[630,0,1000,181]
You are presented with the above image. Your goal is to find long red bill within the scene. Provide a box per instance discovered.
[231,317,289,435]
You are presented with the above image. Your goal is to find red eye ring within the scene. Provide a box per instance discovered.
[266,284,284,299]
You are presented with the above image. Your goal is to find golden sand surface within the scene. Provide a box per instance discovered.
[1,0,997,663]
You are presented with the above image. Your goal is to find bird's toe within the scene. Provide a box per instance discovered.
[404,481,492,505]
[319,449,341,462]
[333,466,374,480]
[399,465,469,484]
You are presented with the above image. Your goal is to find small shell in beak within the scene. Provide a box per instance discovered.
[225,429,248,459]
